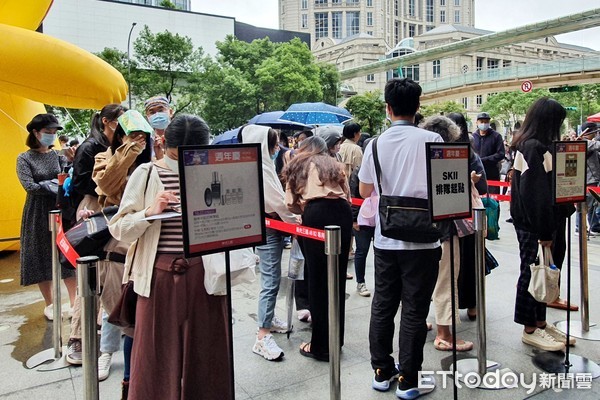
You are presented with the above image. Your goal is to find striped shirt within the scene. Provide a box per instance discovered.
[156,164,184,253]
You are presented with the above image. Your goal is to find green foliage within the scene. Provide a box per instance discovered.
[420,101,465,118]
[344,90,386,135]
[159,0,176,9]
[318,63,340,106]
[47,106,94,138]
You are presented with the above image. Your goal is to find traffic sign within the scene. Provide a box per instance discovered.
[521,80,533,93]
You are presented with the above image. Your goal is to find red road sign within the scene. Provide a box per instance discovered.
[521,80,533,93]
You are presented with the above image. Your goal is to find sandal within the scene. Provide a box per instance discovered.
[434,337,473,352]
[299,342,329,362]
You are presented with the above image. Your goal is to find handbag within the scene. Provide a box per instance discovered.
[527,245,560,303]
[287,238,305,280]
[107,164,153,328]
[484,248,499,275]
[482,195,500,240]
[202,248,257,295]
[371,137,441,243]
[58,206,119,267]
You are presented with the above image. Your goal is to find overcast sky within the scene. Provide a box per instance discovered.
[190,0,600,50]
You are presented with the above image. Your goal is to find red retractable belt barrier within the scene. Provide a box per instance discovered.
[266,218,325,242]
[56,217,80,267]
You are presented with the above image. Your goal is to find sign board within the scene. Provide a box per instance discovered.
[521,80,533,93]
[426,143,472,221]
[178,144,266,258]
[553,141,587,204]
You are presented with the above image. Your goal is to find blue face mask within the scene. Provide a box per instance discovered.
[40,133,56,147]
[271,149,280,161]
[148,112,170,130]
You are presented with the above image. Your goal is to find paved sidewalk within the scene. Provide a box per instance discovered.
[0,216,599,399]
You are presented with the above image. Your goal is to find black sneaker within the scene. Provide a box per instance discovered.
[66,338,82,365]
[396,374,435,399]
[372,363,399,391]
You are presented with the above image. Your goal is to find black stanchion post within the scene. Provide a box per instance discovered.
[26,210,70,371]
[77,256,99,400]
[449,237,458,400]
[325,225,341,400]
[224,251,236,400]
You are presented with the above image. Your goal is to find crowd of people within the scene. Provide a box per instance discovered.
[15,78,599,399]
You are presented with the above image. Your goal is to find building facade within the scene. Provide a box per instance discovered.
[279,0,474,47]
[111,0,191,11]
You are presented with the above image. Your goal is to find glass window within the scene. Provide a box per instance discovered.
[367,30,373,35]
[301,0,308,9]
[366,74,375,82]
[301,14,308,28]
[454,0,460,5]
[394,21,400,45]
[440,0,446,5]
[476,57,483,71]
[454,10,460,23]
[315,0,327,7]
[346,11,360,36]
[394,0,399,17]
[408,0,416,16]
[408,24,415,37]
[332,12,342,38]
[367,12,373,26]
[426,0,434,23]
[433,60,441,78]
[367,0,373,6]
[315,12,329,39]
[476,95,483,107]
[462,97,468,109]
[332,0,342,4]
[440,10,445,23]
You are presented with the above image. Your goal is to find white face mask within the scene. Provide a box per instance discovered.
[164,154,179,174]
[478,123,490,131]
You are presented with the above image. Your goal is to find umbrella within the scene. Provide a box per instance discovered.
[211,127,240,145]
[280,102,352,125]
[248,111,313,131]
[286,278,295,339]
[587,112,600,122]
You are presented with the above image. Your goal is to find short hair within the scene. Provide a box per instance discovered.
[420,116,461,143]
[69,138,80,146]
[384,78,422,117]
[59,135,69,144]
[165,114,211,148]
[342,122,361,140]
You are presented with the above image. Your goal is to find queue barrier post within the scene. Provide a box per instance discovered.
[26,210,70,371]
[77,256,100,400]
[325,225,341,400]
[453,208,511,389]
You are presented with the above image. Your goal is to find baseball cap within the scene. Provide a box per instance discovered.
[26,114,63,133]
[144,96,170,113]
[476,112,491,120]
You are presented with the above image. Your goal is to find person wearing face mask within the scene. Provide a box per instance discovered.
[17,113,77,321]
[65,104,126,367]
[110,114,233,400]
[237,125,300,361]
[472,112,505,194]
[144,95,174,160]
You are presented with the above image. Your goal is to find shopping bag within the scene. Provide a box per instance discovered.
[287,238,305,280]
[481,196,500,240]
[527,245,560,303]
[202,248,256,295]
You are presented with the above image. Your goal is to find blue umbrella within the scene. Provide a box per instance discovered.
[211,127,240,145]
[280,102,352,125]
[248,111,313,131]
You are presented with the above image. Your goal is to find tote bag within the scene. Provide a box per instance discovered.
[202,248,257,295]
[528,245,560,303]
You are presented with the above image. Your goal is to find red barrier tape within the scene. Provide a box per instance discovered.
[487,180,509,188]
[265,218,325,242]
[56,217,80,267]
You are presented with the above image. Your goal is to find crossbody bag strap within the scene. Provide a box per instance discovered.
[125,163,154,280]
[371,137,384,195]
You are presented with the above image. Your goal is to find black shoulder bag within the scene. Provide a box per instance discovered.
[372,136,441,243]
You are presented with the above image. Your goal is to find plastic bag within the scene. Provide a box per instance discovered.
[287,238,304,280]
[202,248,256,296]
[482,196,500,240]
[528,246,560,303]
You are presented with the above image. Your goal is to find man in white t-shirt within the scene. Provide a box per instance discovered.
[359,78,442,399]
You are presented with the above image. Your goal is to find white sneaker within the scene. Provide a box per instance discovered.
[98,353,112,381]
[357,283,371,297]
[522,328,565,351]
[44,304,53,321]
[252,334,284,361]
[545,323,576,346]
[270,316,289,333]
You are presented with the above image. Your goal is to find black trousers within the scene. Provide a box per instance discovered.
[369,246,442,384]
[299,198,352,356]
[458,234,476,309]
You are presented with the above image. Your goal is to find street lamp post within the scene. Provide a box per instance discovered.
[127,22,137,109]
[335,46,352,105]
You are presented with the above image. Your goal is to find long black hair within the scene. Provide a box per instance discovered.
[512,98,566,148]
[165,114,211,147]
[446,112,470,143]
[89,104,127,147]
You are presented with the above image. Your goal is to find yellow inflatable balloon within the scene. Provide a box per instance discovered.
[0,0,128,251]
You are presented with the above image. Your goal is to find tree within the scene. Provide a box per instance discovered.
[47,106,94,138]
[419,100,465,118]
[318,63,340,106]
[344,90,386,135]
[159,0,176,9]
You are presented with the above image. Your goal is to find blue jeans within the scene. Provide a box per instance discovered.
[256,229,285,329]
[100,310,121,354]
[353,225,375,284]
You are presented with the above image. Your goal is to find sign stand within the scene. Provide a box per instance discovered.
[178,144,266,400]
[533,141,600,377]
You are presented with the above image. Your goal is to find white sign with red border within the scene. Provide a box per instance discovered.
[521,80,533,93]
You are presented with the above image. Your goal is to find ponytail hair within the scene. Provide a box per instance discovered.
[89,103,127,147]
